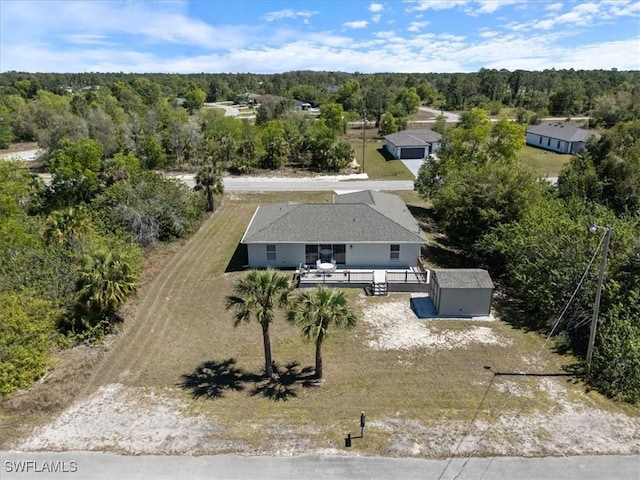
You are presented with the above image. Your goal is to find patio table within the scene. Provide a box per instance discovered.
[318,262,335,272]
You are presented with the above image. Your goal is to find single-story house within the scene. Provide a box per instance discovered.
[384,129,442,160]
[294,100,312,111]
[241,190,426,269]
[428,269,494,317]
[525,123,596,154]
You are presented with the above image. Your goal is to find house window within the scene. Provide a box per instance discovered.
[557,140,561,149]
[266,244,276,261]
[305,245,318,265]
[333,244,346,264]
[547,138,551,146]
[539,136,542,144]
[390,244,400,261]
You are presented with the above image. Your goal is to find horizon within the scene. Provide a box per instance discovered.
[1,0,639,74]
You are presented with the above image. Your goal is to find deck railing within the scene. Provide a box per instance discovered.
[295,267,429,286]
[385,270,429,284]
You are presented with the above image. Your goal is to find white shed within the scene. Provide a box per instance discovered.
[428,269,494,317]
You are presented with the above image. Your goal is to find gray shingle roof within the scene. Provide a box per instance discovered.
[432,269,494,289]
[384,129,442,147]
[242,191,425,244]
[526,123,594,143]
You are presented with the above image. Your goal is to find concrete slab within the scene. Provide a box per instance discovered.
[410,294,495,321]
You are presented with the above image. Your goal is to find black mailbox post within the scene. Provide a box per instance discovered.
[360,411,366,437]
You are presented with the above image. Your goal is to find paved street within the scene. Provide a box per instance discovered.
[0,149,42,161]
[1,452,638,480]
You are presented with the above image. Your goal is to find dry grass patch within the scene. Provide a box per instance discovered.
[8,191,640,458]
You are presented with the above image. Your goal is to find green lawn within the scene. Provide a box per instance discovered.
[346,136,571,181]
[518,145,571,177]
[347,136,414,180]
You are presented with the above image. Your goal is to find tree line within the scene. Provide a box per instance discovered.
[0,141,206,395]
[415,112,640,404]
[1,69,638,400]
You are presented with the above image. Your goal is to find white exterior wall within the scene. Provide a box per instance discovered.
[247,243,305,268]
[345,243,420,268]
[384,140,400,159]
[526,133,577,154]
[247,243,421,269]
[435,287,493,316]
[384,140,440,159]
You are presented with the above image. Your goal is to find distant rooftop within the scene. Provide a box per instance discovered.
[384,129,442,147]
[526,123,595,143]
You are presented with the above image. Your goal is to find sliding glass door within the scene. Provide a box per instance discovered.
[305,244,346,265]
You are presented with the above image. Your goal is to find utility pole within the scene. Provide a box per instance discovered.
[586,225,611,376]
[361,109,367,174]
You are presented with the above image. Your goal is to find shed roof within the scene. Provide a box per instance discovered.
[384,129,442,147]
[526,123,594,143]
[242,190,425,244]
[432,269,494,289]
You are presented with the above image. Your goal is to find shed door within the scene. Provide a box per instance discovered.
[400,147,426,159]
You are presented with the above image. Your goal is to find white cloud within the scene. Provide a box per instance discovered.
[343,20,369,29]
[369,3,384,13]
[545,2,563,11]
[478,30,498,38]
[407,21,430,32]
[1,0,639,74]
[470,0,523,15]
[404,0,469,12]
[372,14,382,23]
[610,1,640,16]
[0,1,254,50]
[507,1,639,32]
[262,9,317,22]
[63,34,117,46]
[405,0,522,15]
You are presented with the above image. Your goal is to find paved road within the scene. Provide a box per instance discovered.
[1,452,638,480]
[203,102,240,116]
[35,172,415,191]
[0,149,42,161]
[209,175,414,192]
[419,106,461,123]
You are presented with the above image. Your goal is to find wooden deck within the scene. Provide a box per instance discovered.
[295,267,429,289]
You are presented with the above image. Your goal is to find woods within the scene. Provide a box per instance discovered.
[1,68,638,403]
[415,115,640,403]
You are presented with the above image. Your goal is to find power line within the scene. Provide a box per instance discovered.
[443,232,606,480]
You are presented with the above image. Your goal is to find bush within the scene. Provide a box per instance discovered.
[0,291,59,395]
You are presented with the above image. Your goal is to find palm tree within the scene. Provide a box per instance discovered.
[195,164,224,212]
[287,286,356,379]
[43,206,92,246]
[75,249,138,326]
[226,268,293,377]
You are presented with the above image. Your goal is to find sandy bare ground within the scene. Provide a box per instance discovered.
[14,299,640,457]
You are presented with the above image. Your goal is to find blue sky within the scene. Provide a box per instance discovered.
[1,0,639,73]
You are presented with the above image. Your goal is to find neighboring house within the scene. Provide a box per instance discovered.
[384,129,442,160]
[294,100,312,111]
[525,123,596,154]
[241,190,426,269]
[428,269,494,317]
